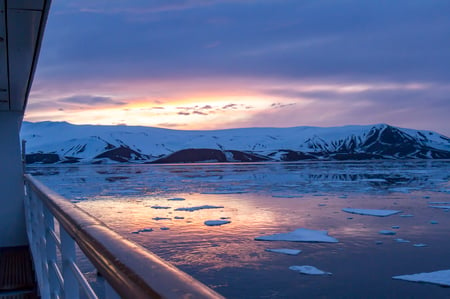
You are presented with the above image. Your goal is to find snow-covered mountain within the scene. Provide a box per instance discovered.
[21,121,450,164]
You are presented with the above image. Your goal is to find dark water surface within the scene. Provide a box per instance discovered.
[29,161,450,298]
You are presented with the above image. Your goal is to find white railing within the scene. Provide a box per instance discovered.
[24,174,224,299]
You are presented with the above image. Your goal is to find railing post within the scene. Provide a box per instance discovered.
[61,226,80,298]
[34,191,51,298]
[44,205,60,298]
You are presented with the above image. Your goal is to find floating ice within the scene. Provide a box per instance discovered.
[175,205,224,212]
[160,227,170,230]
[151,205,171,209]
[393,269,450,286]
[255,228,338,243]
[428,201,450,204]
[399,214,414,217]
[395,238,410,243]
[204,220,231,226]
[201,191,247,194]
[289,265,332,275]
[272,194,304,198]
[429,205,450,209]
[265,248,301,255]
[174,216,184,219]
[430,220,439,224]
[391,226,400,229]
[342,208,401,217]
[152,217,171,221]
[131,228,153,234]
[167,197,186,201]
[379,230,396,235]
[413,243,427,247]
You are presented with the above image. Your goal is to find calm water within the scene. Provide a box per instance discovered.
[29,161,450,298]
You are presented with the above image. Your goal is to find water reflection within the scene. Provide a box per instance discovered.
[28,161,450,200]
[28,161,450,298]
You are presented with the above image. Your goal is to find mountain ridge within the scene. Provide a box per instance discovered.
[21,121,450,164]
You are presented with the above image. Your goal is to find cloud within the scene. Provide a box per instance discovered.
[222,103,237,109]
[58,95,127,106]
[193,110,208,115]
[157,122,187,128]
[270,102,296,109]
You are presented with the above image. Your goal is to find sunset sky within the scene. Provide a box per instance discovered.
[27,1,450,135]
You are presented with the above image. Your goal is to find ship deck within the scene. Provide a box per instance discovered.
[0,246,37,299]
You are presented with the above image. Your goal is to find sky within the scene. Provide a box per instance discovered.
[27,0,450,135]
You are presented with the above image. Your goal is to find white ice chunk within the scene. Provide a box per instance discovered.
[265,248,302,255]
[379,230,396,235]
[152,217,171,220]
[167,197,186,201]
[413,243,427,247]
[393,269,450,286]
[175,205,224,212]
[272,194,304,198]
[151,205,171,209]
[395,238,410,243]
[342,208,401,217]
[429,205,450,209]
[289,265,332,275]
[255,228,338,243]
[204,220,231,226]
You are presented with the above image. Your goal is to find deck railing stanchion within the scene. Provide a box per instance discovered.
[61,226,80,298]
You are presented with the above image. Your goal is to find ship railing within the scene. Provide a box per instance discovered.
[23,174,223,299]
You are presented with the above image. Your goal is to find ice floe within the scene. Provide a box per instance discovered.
[160,227,170,230]
[289,265,332,275]
[167,197,186,201]
[392,269,450,286]
[175,205,224,212]
[430,220,439,224]
[152,217,171,221]
[131,228,153,234]
[413,243,427,247]
[342,208,401,217]
[174,216,184,219]
[272,194,304,198]
[151,205,171,209]
[201,190,247,194]
[255,228,338,243]
[428,201,450,204]
[265,248,301,255]
[428,205,450,209]
[391,226,400,229]
[204,220,231,226]
[399,214,414,217]
[379,230,396,235]
[395,238,410,243]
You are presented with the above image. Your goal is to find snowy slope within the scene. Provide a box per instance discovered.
[21,121,450,164]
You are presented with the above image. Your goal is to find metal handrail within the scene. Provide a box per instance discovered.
[24,174,224,299]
